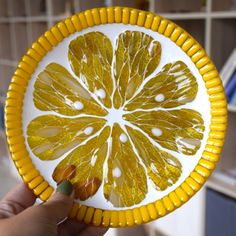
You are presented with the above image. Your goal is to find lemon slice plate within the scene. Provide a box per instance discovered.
[5,7,227,227]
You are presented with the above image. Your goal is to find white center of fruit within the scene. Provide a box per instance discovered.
[106,108,125,126]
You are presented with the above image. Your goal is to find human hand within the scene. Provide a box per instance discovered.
[0,181,108,236]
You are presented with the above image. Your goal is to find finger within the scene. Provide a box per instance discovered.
[58,219,108,236]
[58,219,87,236]
[0,183,36,218]
[29,180,74,224]
[77,226,108,236]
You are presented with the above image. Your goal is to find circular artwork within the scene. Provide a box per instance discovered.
[5,7,227,227]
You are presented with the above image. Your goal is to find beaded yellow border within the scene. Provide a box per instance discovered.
[5,7,227,227]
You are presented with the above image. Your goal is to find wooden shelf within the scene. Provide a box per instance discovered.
[161,12,207,20]
[52,15,69,21]
[162,11,236,20]
[175,19,205,45]
[206,177,236,200]
[1,11,236,23]
[0,59,17,66]
[28,22,47,44]
[211,11,236,18]
[11,22,28,61]
[0,23,12,60]
[0,16,48,23]
[0,64,15,92]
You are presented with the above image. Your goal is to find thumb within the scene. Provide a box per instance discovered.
[29,180,74,224]
[3,181,74,236]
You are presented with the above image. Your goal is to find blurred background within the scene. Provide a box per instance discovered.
[0,0,236,235]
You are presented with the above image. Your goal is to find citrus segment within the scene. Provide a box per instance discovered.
[52,126,111,200]
[27,115,106,160]
[25,27,208,211]
[126,126,182,190]
[34,63,107,116]
[124,109,204,155]
[125,61,198,111]
[113,30,161,108]
[103,123,147,207]
[68,32,113,108]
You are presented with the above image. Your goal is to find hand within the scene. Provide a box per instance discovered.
[0,181,108,236]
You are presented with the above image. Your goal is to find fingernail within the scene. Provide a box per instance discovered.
[56,180,73,196]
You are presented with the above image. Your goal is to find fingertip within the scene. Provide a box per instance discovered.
[79,226,109,236]
[56,180,74,197]
[36,181,74,223]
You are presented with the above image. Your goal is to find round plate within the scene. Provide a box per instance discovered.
[5,7,227,227]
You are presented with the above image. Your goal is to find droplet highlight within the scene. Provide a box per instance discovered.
[84,126,94,135]
[155,94,165,102]
[151,128,163,137]
[95,89,106,99]
[112,167,122,178]
[119,133,128,143]
[73,101,84,110]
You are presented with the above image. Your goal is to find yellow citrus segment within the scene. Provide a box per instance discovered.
[126,127,182,190]
[27,115,106,160]
[52,126,110,200]
[125,61,198,111]
[113,30,161,108]
[68,32,113,108]
[26,28,209,211]
[124,109,204,155]
[103,123,147,207]
[34,63,107,116]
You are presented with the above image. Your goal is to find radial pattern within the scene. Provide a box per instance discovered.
[27,30,204,207]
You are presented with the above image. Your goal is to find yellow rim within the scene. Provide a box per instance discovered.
[5,7,227,227]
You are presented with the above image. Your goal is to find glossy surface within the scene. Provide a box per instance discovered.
[26,29,204,207]
[5,7,227,227]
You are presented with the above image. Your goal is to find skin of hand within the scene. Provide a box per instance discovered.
[0,181,108,236]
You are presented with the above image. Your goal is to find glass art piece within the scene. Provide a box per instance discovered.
[5,7,227,227]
